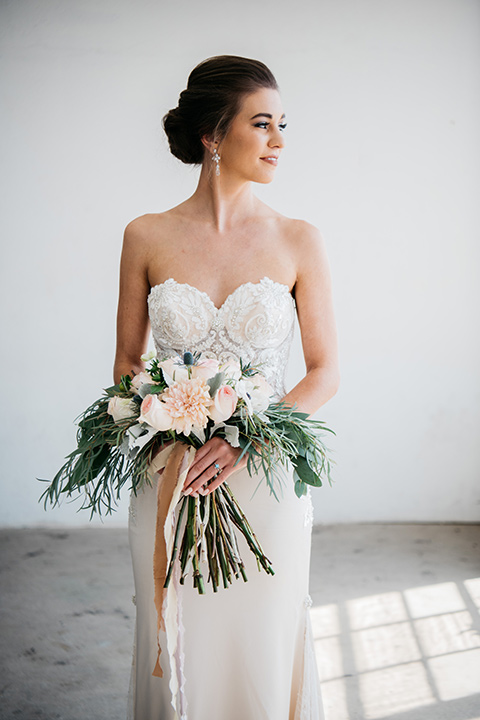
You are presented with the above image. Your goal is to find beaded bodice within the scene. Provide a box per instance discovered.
[147,277,296,400]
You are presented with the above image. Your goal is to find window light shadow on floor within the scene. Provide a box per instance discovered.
[313,578,480,720]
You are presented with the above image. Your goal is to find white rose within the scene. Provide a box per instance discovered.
[248,374,273,412]
[158,358,189,386]
[190,358,220,381]
[236,376,272,415]
[209,385,238,423]
[221,359,242,382]
[107,396,138,423]
[139,394,173,431]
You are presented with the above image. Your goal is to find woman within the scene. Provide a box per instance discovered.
[114,55,339,720]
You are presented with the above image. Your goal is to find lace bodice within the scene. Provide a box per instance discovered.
[147,276,296,399]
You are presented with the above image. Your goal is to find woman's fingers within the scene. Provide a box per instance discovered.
[185,445,218,482]
[202,450,248,494]
[182,437,242,496]
[183,446,219,492]
[202,471,227,494]
[184,438,226,488]
[184,461,222,496]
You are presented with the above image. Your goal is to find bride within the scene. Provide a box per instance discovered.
[114,55,339,720]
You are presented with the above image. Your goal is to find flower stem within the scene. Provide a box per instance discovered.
[220,485,274,576]
[212,492,231,588]
[192,496,205,594]
[205,525,218,592]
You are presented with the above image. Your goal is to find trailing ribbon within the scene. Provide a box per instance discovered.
[148,441,197,719]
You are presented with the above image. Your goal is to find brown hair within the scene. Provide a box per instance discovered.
[163,55,279,165]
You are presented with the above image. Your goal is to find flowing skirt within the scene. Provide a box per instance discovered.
[127,458,324,720]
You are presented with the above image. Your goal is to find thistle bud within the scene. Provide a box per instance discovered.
[183,351,194,366]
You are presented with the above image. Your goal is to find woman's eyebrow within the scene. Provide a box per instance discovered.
[250,113,286,120]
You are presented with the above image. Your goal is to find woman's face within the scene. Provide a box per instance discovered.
[216,87,286,184]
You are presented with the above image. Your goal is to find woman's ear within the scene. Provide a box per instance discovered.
[200,134,213,153]
[200,134,219,154]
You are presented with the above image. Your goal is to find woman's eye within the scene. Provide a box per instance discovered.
[254,121,288,131]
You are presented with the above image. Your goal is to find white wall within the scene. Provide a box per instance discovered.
[1,0,479,527]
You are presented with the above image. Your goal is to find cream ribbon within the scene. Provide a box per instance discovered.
[148,441,197,720]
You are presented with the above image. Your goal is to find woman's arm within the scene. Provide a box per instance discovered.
[282,222,340,415]
[113,219,152,384]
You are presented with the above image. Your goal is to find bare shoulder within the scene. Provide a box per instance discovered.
[276,217,328,279]
[258,202,324,248]
[122,209,182,264]
[123,211,172,247]
[286,217,325,248]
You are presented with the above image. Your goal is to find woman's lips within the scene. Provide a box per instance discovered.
[260,157,279,166]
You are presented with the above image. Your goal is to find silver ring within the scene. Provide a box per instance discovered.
[212,462,223,479]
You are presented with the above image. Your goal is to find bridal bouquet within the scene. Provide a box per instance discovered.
[40,350,335,594]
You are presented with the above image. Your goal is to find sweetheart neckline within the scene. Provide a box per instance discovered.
[148,276,295,312]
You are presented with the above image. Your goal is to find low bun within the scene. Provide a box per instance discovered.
[163,101,204,165]
[162,55,278,166]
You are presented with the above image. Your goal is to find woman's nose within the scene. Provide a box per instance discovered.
[269,126,285,149]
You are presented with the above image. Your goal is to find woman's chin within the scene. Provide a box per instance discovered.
[252,168,276,185]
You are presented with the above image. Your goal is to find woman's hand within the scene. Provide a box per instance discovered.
[182,436,247,497]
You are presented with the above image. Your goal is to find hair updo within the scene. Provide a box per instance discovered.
[162,55,279,165]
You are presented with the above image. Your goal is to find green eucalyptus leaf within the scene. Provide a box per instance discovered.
[292,455,322,487]
[207,372,225,398]
[138,383,163,399]
[294,480,307,498]
[282,425,299,443]
[295,443,308,458]
[104,384,123,397]
[291,411,310,421]
[147,384,164,395]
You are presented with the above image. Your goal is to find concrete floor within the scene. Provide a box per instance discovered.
[1,524,479,720]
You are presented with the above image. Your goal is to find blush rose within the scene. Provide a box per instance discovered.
[139,394,173,431]
[131,371,154,392]
[209,385,238,423]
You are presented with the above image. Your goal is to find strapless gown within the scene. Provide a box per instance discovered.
[127,277,324,720]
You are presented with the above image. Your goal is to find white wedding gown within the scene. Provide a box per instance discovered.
[127,277,325,720]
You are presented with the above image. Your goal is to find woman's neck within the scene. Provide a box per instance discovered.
[187,164,258,233]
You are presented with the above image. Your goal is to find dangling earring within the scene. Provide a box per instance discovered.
[212,148,221,176]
